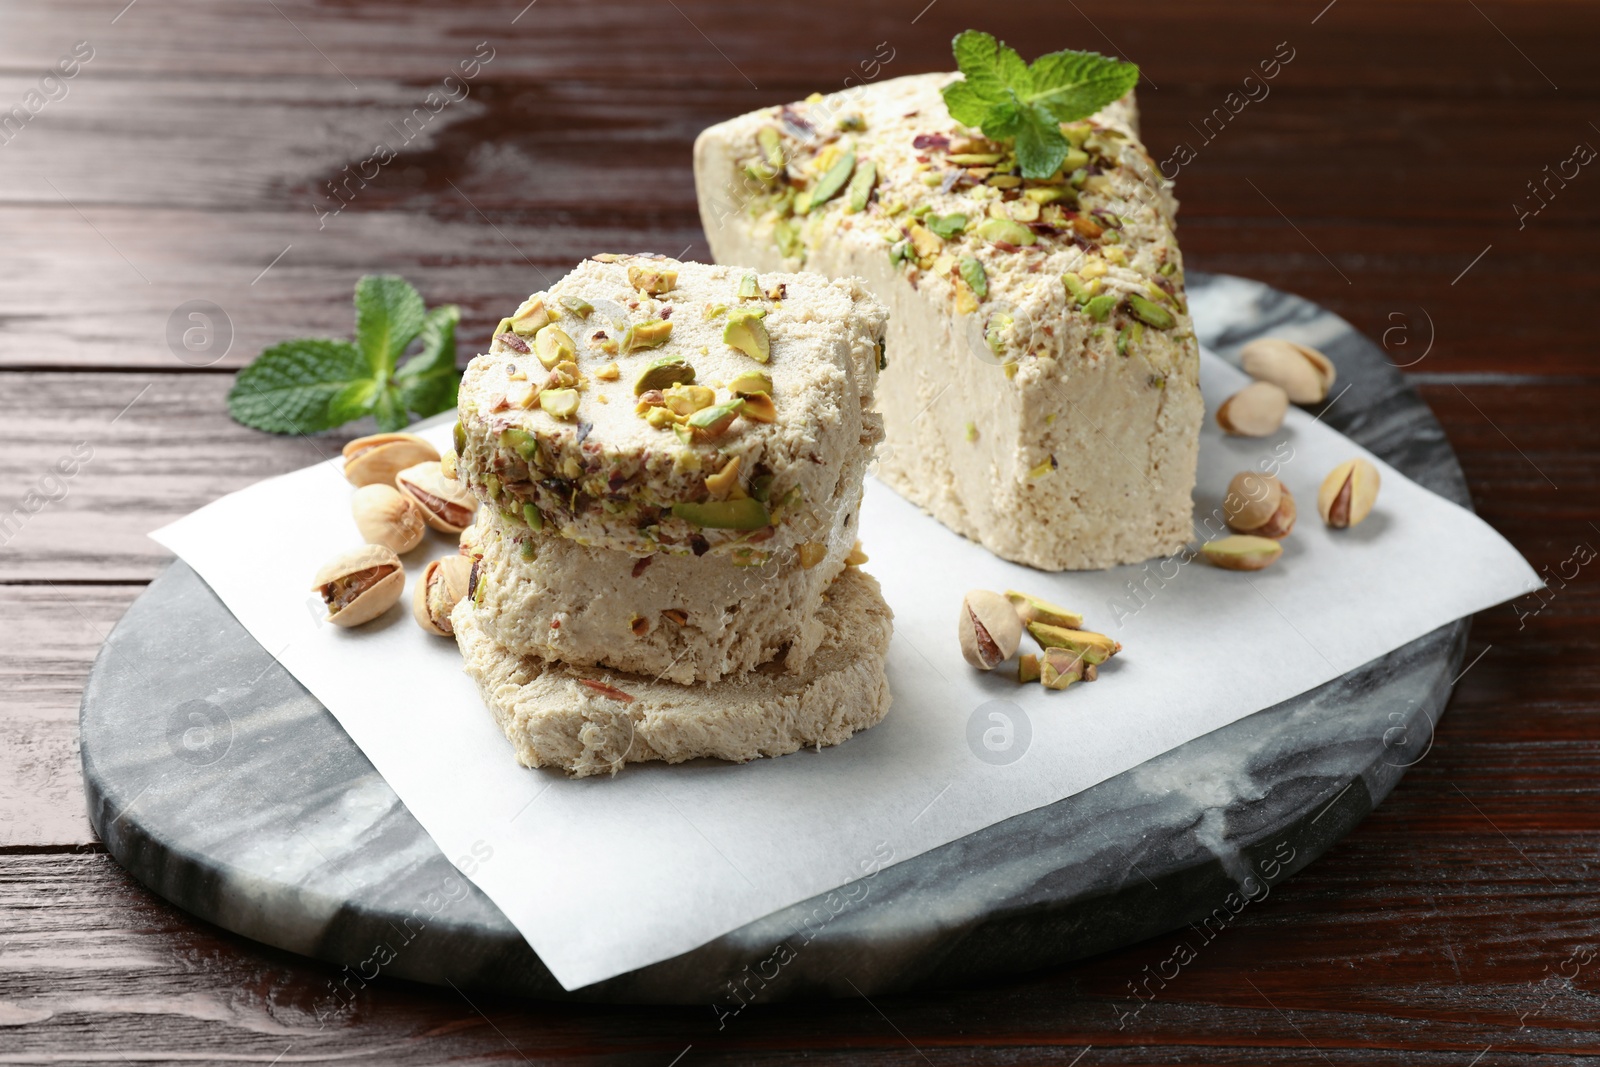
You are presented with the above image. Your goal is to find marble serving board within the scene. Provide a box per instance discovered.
[80,273,1466,1003]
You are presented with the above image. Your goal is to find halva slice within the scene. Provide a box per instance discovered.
[458,444,867,683]
[455,255,886,562]
[452,565,894,777]
[694,73,1202,570]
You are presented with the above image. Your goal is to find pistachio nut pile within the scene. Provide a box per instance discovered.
[1202,456,1382,574]
[960,589,1123,692]
[309,432,479,633]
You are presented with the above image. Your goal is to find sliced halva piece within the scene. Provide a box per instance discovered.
[694,73,1202,570]
[453,565,894,778]
[456,255,885,562]
[457,440,867,684]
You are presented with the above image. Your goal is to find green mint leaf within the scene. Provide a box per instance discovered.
[354,275,426,376]
[941,32,1139,172]
[227,339,371,434]
[1025,49,1140,122]
[978,95,1023,141]
[940,80,991,127]
[949,31,1012,106]
[394,304,461,420]
[1014,106,1070,179]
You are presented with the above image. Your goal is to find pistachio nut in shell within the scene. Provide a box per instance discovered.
[1318,458,1381,528]
[959,589,1022,671]
[1240,338,1336,404]
[1223,472,1296,538]
[342,433,440,488]
[351,483,426,553]
[312,545,404,627]
[1200,535,1283,572]
[413,554,473,636]
[1216,381,1289,437]
[395,460,477,534]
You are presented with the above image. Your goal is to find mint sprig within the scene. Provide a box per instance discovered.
[228,275,460,434]
[941,31,1139,179]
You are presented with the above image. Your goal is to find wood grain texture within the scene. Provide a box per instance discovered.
[1,0,1596,1060]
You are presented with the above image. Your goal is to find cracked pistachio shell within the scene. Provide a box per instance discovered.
[342,433,440,488]
[1240,338,1336,405]
[1216,382,1289,437]
[960,589,1022,671]
[395,461,477,535]
[351,483,426,554]
[312,544,404,627]
[1318,458,1380,528]
[413,554,473,636]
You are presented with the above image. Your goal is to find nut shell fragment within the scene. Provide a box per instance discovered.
[396,461,478,534]
[342,433,440,488]
[413,554,473,636]
[1216,382,1289,437]
[1241,338,1336,404]
[313,545,404,627]
[960,589,1022,671]
[1318,458,1381,528]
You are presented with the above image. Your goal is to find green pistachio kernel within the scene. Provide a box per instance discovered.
[773,219,801,259]
[620,319,673,353]
[846,160,877,212]
[757,125,784,170]
[975,218,1035,246]
[522,502,544,531]
[1126,293,1176,330]
[539,388,579,420]
[926,213,967,240]
[723,308,771,363]
[1062,272,1090,305]
[533,324,577,369]
[558,295,593,318]
[1084,293,1120,322]
[807,148,856,210]
[633,356,696,395]
[453,419,466,455]
[500,427,538,462]
[959,256,988,299]
[737,274,761,299]
[671,497,771,530]
[727,369,774,397]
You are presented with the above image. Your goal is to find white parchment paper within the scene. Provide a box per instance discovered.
[152,350,1539,990]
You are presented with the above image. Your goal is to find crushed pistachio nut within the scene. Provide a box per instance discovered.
[736,274,761,299]
[688,398,744,441]
[621,319,673,353]
[558,295,593,318]
[723,307,771,363]
[663,383,715,416]
[510,297,550,336]
[539,388,579,420]
[846,160,877,212]
[808,147,856,211]
[634,356,695,395]
[533,325,577,369]
[595,361,620,381]
[627,264,678,295]
[959,256,988,300]
[797,542,827,569]
[670,497,769,530]
[704,455,742,498]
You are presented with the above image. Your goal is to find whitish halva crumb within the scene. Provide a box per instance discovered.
[456,255,886,563]
[452,565,894,777]
[694,73,1203,570]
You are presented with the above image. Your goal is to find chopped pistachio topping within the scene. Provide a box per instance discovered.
[533,325,577,369]
[671,496,769,530]
[723,307,771,363]
[958,256,988,299]
[633,356,695,395]
[807,147,856,211]
[539,388,579,420]
[620,319,673,353]
[736,274,761,299]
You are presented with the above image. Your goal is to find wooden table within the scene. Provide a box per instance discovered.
[3,1,1596,1061]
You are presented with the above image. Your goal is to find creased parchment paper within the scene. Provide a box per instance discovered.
[152,350,1538,990]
